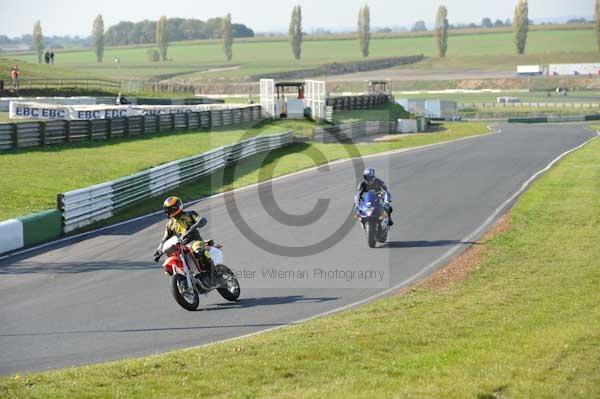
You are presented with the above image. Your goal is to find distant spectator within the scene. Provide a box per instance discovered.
[50,50,55,64]
[44,49,50,64]
[10,66,19,92]
[115,92,131,105]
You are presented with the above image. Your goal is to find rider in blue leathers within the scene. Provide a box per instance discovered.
[355,168,394,226]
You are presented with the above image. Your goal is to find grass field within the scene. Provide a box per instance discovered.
[4,28,596,82]
[1,130,597,399]
[0,119,306,220]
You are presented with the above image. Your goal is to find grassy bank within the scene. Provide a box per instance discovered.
[1,131,598,398]
[4,28,596,81]
[0,119,308,220]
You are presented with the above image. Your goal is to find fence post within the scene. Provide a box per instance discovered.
[64,120,71,143]
[107,118,113,139]
[141,115,146,135]
[10,123,18,149]
[88,120,93,141]
[185,112,190,130]
[124,117,130,136]
[156,115,161,133]
[39,121,46,146]
[171,114,175,131]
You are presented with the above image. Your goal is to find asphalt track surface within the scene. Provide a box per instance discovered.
[0,124,595,376]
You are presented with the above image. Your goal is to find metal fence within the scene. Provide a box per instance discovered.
[460,102,600,109]
[57,132,295,232]
[6,78,121,92]
[0,105,262,151]
[313,121,395,143]
[326,94,390,111]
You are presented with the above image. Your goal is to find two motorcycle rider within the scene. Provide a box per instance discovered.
[355,168,394,226]
[154,168,391,261]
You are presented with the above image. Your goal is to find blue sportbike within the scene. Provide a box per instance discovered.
[355,190,391,248]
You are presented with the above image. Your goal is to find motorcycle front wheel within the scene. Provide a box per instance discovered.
[215,265,241,302]
[171,274,199,311]
[366,221,377,248]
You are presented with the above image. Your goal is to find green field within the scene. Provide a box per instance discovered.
[1,129,597,399]
[4,28,596,82]
[0,120,304,220]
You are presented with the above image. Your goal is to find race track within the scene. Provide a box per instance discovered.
[0,123,595,375]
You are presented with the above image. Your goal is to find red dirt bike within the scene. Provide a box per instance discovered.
[154,217,241,311]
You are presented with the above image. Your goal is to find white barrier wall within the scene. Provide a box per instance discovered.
[8,102,256,121]
[0,219,24,254]
[0,97,97,112]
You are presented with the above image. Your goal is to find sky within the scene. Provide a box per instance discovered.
[0,0,594,37]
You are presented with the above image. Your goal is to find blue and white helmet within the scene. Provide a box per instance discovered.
[363,168,376,182]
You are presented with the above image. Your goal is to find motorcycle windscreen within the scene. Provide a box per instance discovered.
[361,190,379,206]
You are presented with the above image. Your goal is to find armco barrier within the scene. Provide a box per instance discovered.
[57,132,295,233]
[313,121,395,143]
[0,219,24,254]
[0,105,262,151]
[20,209,62,247]
[507,114,600,124]
[0,210,63,255]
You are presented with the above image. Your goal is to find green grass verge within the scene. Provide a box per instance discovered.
[1,128,598,399]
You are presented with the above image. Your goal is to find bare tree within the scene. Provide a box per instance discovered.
[357,5,371,58]
[222,14,233,62]
[289,5,303,60]
[513,0,529,54]
[156,15,169,61]
[32,21,44,64]
[435,5,449,57]
[596,0,600,51]
[92,15,105,63]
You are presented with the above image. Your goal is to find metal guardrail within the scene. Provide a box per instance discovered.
[508,114,600,123]
[313,121,395,143]
[460,102,600,109]
[57,132,295,232]
[0,105,262,151]
[326,94,390,111]
[8,78,121,92]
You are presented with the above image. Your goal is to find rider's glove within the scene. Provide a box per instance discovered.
[153,250,162,262]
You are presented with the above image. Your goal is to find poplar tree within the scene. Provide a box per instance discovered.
[595,0,600,51]
[513,0,529,54]
[357,5,371,58]
[222,13,233,62]
[435,5,449,57]
[33,21,44,64]
[92,15,105,63]
[156,15,169,61]
[289,5,303,60]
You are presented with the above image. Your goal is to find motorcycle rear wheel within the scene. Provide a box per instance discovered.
[171,274,199,311]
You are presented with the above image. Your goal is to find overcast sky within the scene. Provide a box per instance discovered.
[0,0,594,37]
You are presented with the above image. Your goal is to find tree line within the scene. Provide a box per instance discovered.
[103,17,253,46]
[23,0,600,65]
